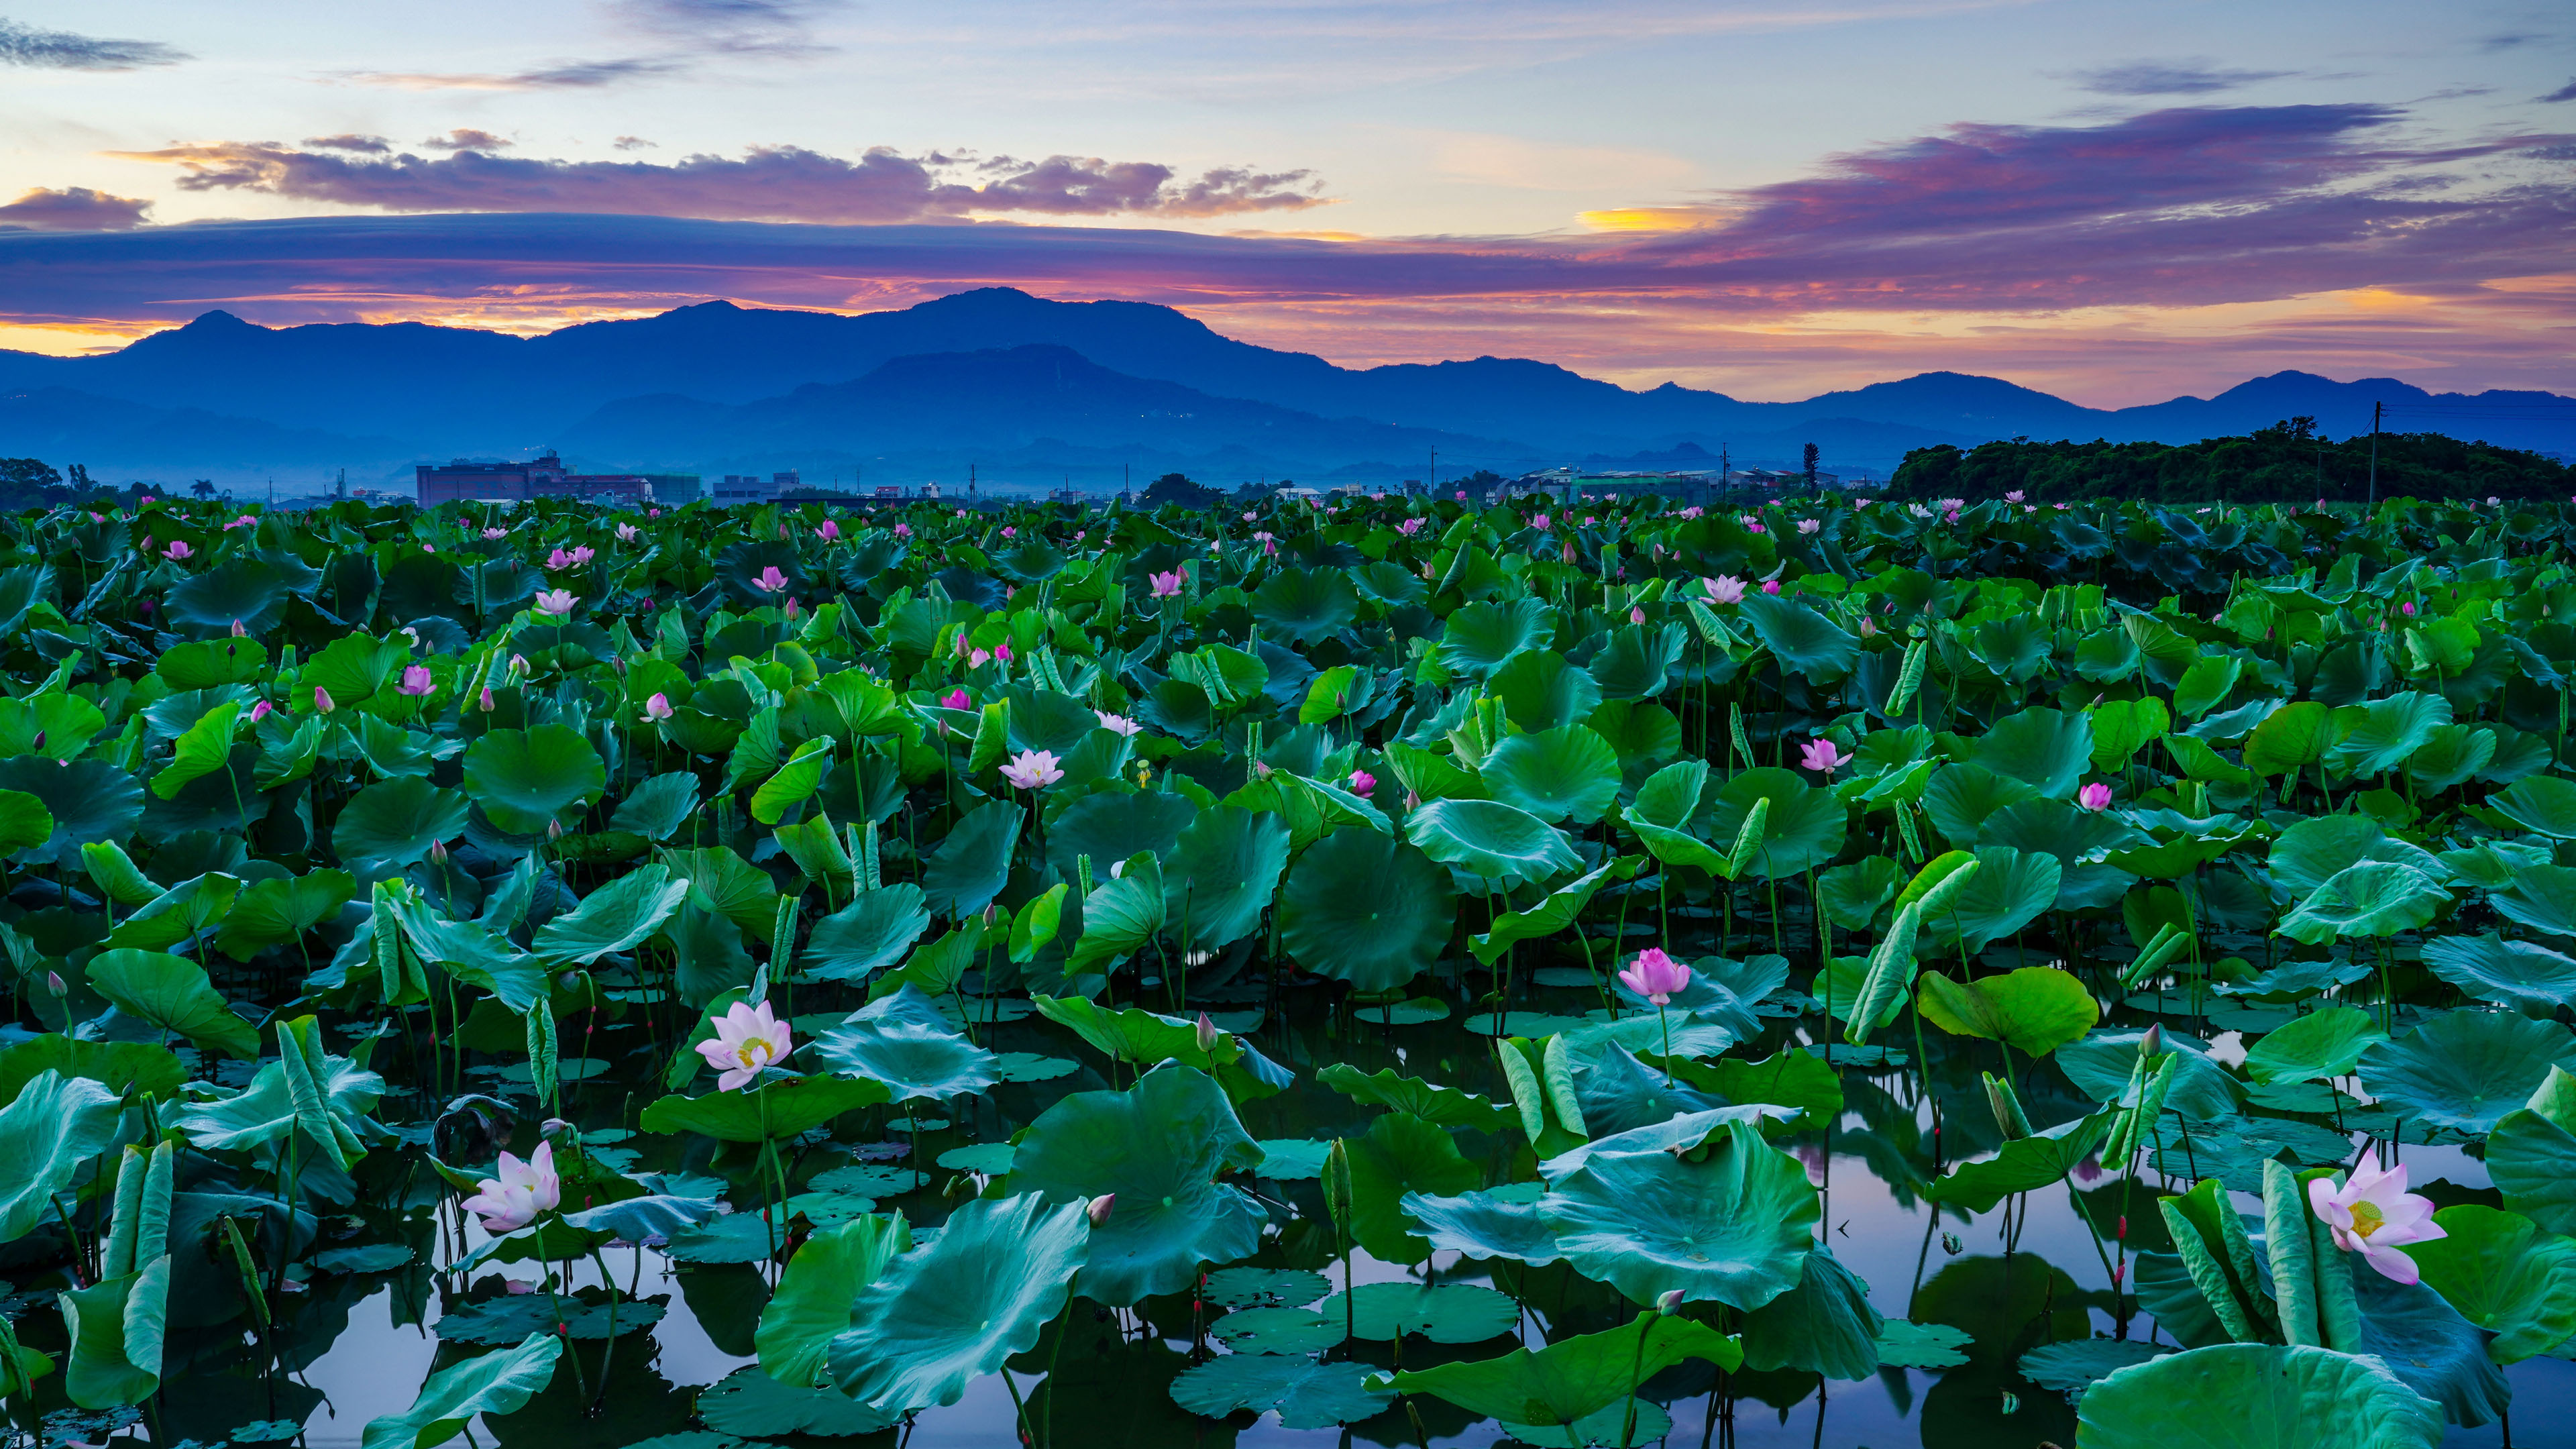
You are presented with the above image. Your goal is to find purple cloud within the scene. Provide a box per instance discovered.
[0,16,186,70]
[113,141,1328,223]
[2072,59,2294,96]
[2543,78,2576,103]
[349,56,688,90]
[0,186,152,231]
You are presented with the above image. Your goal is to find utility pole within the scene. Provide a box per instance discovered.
[1429,447,1438,494]
[2367,401,2381,508]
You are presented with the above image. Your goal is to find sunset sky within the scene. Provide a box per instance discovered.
[1,0,2569,402]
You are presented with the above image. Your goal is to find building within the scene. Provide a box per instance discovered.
[415,453,652,507]
[644,474,703,504]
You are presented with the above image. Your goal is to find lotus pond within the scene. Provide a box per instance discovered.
[1,490,2573,1448]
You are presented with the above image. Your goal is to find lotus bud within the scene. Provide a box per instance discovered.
[509,653,529,677]
[230,618,246,637]
[313,685,335,713]
[1087,1193,1116,1227]
[540,1118,574,1140]
[46,970,66,998]
[1195,1012,1218,1055]
[1322,1140,1354,1224]
[429,839,448,864]
[1983,1071,2032,1141]
[247,702,270,723]
[1655,1289,1686,1316]
[480,687,496,712]
[30,730,44,750]
[2140,1023,2163,1059]
[547,818,565,841]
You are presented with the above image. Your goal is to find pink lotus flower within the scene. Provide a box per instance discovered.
[570,545,594,565]
[227,514,257,529]
[1760,580,1781,595]
[894,523,912,537]
[753,565,789,592]
[2078,782,2114,811]
[2004,490,2026,503]
[1001,526,1018,538]
[1149,569,1187,598]
[313,686,335,713]
[1796,519,1819,535]
[939,688,971,710]
[1348,769,1376,798]
[1001,749,1064,790]
[696,1000,794,1092]
[396,665,434,696]
[545,548,574,569]
[1799,737,1849,776]
[164,540,193,560]
[616,523,640,542]
[423,542,437,552]
[644,692,675,721]
[816,519,840,539]
[1629,606,1646,624]
[250,700,274,722]
[462,1141,561,1234]
[534,589,576,616]
[483,527,508,539]
[1399,518,1425,535]
[1618,947,1690,1005]
[649,508,661,518]
[1705,576,1746,604]
[1095,711,1142,737]
[968,649,991,669]
[992,641,1014,663]
[1532,513,1551,529]
[1678,506,1703,518]
[2310,1158,2445,1284]
[2400,602,2416,616]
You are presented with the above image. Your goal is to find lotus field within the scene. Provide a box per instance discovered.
[3,490,2575,1449]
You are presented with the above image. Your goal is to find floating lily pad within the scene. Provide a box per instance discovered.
[1316,1281,1519,1342]
[1203,1267,1330,1310]
[1209,1307,1345,1354]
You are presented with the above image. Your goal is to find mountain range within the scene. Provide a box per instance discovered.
[1,286,2567,491]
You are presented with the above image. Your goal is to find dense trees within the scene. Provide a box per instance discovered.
[1888,419,2573,504]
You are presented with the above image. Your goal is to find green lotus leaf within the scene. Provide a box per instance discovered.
[1318,1063,1516,1133]
[217,869,358,960]
[60,1254,169,1409]
[639,1073,892,1143]
[608,772,702,841]
[2359,1009,2576,1134]
[1471,856,1629,965]
[535,863,689,965]
[0,690,108,759]
[1491,649,1605,733]
[1709,767,1845,879]
[1208,1305,1345,1354]
[799,885,932,983]
[360,1332,561,1449]
[1918,763,2038,848]
[2327,692,2451,776]
[2268,815,2447,896]
[1047,788,1197,877]
[2407,724,2498,792]
[171,1016,379,1169]
[2424,933,2576,1016]
[1916,966,2098,1058]
[2244,1006,2386,1085]
[2494,862,2576,936]
[1385,1309,1739,1427]
[2057,1028,2242,1120]
[165,560,290,639]
[0,1071,122,1243]
[1406,796,1580,886]
[2275,861,2448,945]
[85,949,260,1059]
[1161,804,1289,948]
[1483,724,1621,825]
[1875,1318,1974,1369]
[920,799,1020,919]
[1538,1120,1816,1309]
[1004,1067,1263,1304]
[1405,1187,1566,1266]
[1171,1354,1389,1430]
[2075,1343,2440,1449]
[2019,1338,2171,1399]
[461,723,606,835]
[1334,1110,1480,1265]
[2349,1262,2511,1429]
[699,1365,902,1438]
[2243,701,2337,777]
[2491,773,2576,839]
[824,1191,1089,1412]
[1316,1281,1519,1342]
[1440,596,1556,678]
[755,1212,914,1388]
[1915,845,2062,955]
[1737,591,1859,680]
[1927,1113,2111,1214]
[102,872,237,953]
[1739,1246,1883,1379]
[332,776,472,877]
[1970,707,2093,800]
[0,757,143,868]
[1203,1267,1332,1309]
[0,1036,186,1109]
[1250,566,1360,645]
[1279,826,1456,990]
[810,987,1000,1102]
[434,1289,664,1344]
[2406,1204,2576,1364]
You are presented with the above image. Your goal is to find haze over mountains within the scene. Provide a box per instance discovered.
[0,287,2566,492]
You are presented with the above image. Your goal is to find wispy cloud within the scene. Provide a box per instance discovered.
[2069,58,2294,96]
[305,135,393,154]
[2542,78,2576,103]
[112,141,1329,223]
[421,129,513,152]
[347,56,686,90]
[0,15,189,70]
[0,186,151,231]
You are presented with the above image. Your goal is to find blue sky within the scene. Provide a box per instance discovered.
[1,0,2569,401]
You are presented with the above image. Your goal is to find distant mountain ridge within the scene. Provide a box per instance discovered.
[0,286,2566,487]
